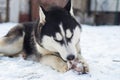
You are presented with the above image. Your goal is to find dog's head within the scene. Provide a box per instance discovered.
[38,0,81,61]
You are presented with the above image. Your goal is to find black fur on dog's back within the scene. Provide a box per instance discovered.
[22,22,37,55]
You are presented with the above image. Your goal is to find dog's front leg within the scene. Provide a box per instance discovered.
[40,55,68,73]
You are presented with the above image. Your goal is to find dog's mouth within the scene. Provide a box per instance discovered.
[55,53,88,74]
[67,58,85,74]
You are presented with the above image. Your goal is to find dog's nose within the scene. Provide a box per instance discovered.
[67,55,75,61]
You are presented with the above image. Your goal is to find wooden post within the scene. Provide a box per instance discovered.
[30,0,39,21]
[6,0,9,22]
[0,13,1,22]
[30,0,68,21]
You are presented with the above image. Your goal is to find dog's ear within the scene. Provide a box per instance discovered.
[64,0,74,16]
[64,0,71,12]
[39,6,46,25]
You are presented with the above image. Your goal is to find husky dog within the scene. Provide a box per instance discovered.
[0,0,89,73]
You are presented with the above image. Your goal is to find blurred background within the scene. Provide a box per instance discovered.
[0,0,120,25]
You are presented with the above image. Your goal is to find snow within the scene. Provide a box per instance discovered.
[0,23,120,80]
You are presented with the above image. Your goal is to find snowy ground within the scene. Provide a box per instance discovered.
[0,23,120,80]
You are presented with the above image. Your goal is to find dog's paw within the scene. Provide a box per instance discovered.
[81,61,89,74]
[69,59,89,74]
[76,61,89,74]
[58,64,68,73]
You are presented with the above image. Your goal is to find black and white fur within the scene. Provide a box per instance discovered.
[0,0,89,73]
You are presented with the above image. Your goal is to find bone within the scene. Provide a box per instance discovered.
[68,58,84,74]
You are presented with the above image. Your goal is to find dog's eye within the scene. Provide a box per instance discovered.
[54,38,64,44]
[67,34,73,41]
[54,38,62,42]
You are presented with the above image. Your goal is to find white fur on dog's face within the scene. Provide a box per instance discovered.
[55,32,62,41]
[41,23,81,61]
[66,29,72,38]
